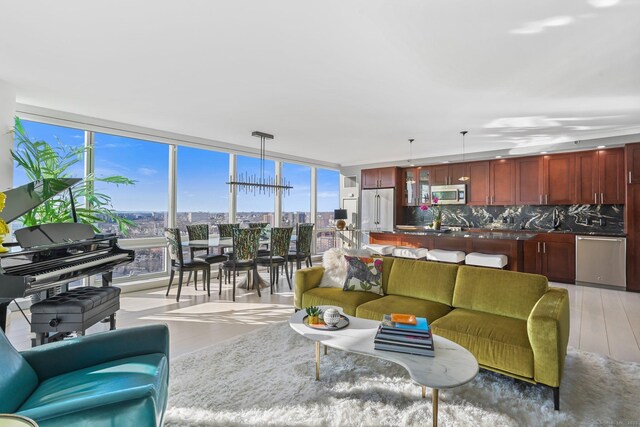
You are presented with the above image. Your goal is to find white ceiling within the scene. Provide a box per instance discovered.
[1,0,639,167]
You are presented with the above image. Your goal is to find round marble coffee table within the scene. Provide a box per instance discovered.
[289,306,479,427]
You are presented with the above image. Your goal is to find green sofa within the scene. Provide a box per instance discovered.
[295,257,570,410]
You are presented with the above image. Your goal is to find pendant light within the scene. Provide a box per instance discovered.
[407,138,415,166]
[458,131,470,181]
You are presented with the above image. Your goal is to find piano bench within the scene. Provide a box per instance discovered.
[30,286,121,346]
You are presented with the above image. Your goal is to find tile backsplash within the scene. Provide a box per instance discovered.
[403,204,624,234]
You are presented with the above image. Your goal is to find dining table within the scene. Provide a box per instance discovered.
[182,236,295,290]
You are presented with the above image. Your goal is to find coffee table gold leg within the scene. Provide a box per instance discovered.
[315,341,320,381]
[324,345,328,355]
[422,386,426,398]
[432,388,439,427]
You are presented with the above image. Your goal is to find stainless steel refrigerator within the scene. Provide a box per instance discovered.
[361,188,395,232]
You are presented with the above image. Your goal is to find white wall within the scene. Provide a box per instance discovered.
[0,80,16,191]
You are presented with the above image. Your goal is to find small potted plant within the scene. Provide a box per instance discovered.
[419,196,443,230]
[305,306,323,325]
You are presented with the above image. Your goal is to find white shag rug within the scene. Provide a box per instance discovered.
[166,322,640,427]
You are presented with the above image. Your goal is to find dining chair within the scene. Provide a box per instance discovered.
[255,227,293,293]
[186,224,227,289]
[249,222,271,255]
[218,228,262,302]
[164,228,210,301]
[216,223,240,283]
[287,223,315,279]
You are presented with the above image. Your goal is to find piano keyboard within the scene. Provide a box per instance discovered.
[30,253,130,283]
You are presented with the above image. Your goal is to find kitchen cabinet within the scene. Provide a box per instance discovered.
[515,157,543,205]
[430,164,468,185]
[543,153,575,205]
[401,167,430,206]
[523,233,575,283]
[627,143,640,185]
[362,167,397,189]
[575,149,624,204]
[489,159,516,205]
[625,142,640,292]
[467,161,490,205]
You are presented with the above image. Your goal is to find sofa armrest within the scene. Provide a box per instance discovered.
[294,266,325,309]
[21,324,170,382]
[527,288,570,387]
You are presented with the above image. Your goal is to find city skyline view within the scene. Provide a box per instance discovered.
[12,120,340,214]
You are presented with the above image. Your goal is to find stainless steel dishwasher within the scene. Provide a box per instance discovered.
[575,235,626,289]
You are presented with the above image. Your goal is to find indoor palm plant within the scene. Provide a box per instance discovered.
[11,117,136,235]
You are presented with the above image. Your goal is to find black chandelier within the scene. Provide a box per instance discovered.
[226,131,293,196]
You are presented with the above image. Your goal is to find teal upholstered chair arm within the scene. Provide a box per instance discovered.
[21,324,170,382]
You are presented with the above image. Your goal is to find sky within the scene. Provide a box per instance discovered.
[14,120,339,213]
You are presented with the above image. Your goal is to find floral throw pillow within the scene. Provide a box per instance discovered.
[343,255,384,295]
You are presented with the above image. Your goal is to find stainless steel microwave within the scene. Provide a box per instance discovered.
[430,184,467,205]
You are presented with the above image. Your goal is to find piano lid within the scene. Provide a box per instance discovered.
[0,178,81,224]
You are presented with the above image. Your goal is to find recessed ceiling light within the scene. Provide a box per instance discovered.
[597,145,605,149]
[495,155,502,159]
[540,151,548,154]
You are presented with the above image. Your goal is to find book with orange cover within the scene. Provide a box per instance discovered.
[390,313,417,325]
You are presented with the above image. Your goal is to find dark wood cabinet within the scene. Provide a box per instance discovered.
[575,149,624,204]
[430,164,467,185]
[489,159,515,205]
[628,143,640,185]
[543,153,575,205]
[576,151,599,204]
[625,142,640,292]
[599,148,625,204]
[467,161,490,205]
[401,167,430,206]
[523,234,575,283]
[362,167,397,189]
[516,157,543,205]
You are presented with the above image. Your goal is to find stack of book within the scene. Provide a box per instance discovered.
[374,313,434,357]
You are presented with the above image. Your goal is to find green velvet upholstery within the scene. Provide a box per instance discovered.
[453,265,548,320]
[386,258,458,305]
[294,256,570,403]
[1,325,169,427]
[356,294,452,322]
[431,308,534,378]
[302,287,381,316]
[528,288,570,387]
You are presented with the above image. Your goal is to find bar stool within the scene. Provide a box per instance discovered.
[427,249,466,264]
[465,252,508,269]
[362,244,395,256]
[392,246,428,260]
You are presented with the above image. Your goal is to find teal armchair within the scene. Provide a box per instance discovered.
[1,324,169,427]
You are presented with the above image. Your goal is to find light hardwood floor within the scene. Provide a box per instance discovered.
[5,274,640,363]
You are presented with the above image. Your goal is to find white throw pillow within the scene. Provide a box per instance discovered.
[318,247,373,288]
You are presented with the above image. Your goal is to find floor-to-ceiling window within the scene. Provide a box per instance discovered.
[282,162,311,229]
[236,155,275,226]
[93,133,170,278]
[11,120,85,230]
[316,168,340,253]
[177,146,229,235]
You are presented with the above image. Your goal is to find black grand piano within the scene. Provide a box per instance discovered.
[0,178,134,332]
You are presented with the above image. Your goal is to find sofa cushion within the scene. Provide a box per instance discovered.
[431,308,533,378]
[17,353,168,423]
[356,295,452,322]
[386,259,458,306]
[452,266,548,320]
[302,288,382,316]
[343,256,384,295]
[0,331,39,413]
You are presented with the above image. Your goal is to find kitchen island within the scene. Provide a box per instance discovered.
[369,229,538,272]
